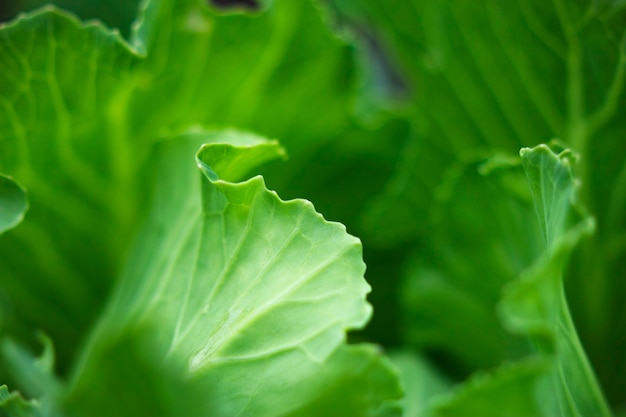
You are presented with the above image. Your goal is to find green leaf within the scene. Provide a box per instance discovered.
[0,0,384,374]
[0,385,41,417]
[279,345,403,417]
[1,333,60,400]
[400,154,540,371]
[66,131,400,417]
[431,359,551,417]
[0,7,142,368]
[0,333,62,417]
[0,175,27,235]
[336,1,626,250]
[352,0,566,245]
[0,0,389,364]
[331,0,626,402]
[195,130,287,182]
[386,350,451,417]
[499,145,590,346]
[519,145,580,249]
[425,145,611,417]
[128,0,356,159]
[126,0,408,238]
[1,0,140,36]
[496,145,609,417]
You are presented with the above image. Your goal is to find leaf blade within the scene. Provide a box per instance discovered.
[67,130,399,417]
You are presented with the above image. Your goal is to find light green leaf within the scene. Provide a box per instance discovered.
[66,131,400,417]
[0,0,392,365]
[0,175,27,235]
[0,0,386,375]
[195,130,287,182]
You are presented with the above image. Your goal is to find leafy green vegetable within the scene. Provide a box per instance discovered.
[0,0,403,414]
[1,0,625,415]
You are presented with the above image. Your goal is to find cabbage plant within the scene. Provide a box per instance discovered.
[1,1,625,416]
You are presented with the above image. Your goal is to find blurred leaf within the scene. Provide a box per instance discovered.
[401,154,540,372]
[330,0,626,404]
[496,145,608,417]
[129,0,355,159]
[352,0,567,244]
[0,0,140,35]
[129,0,410,237]
[332,0,626,253]
[386,350,451,417]
[0,385,41,417]
[0,175,27,235]
[0,7,142,368]
[0,334,61,417]
[1,334,58,400]
[419,145,611,417]
[431,359,551,417]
